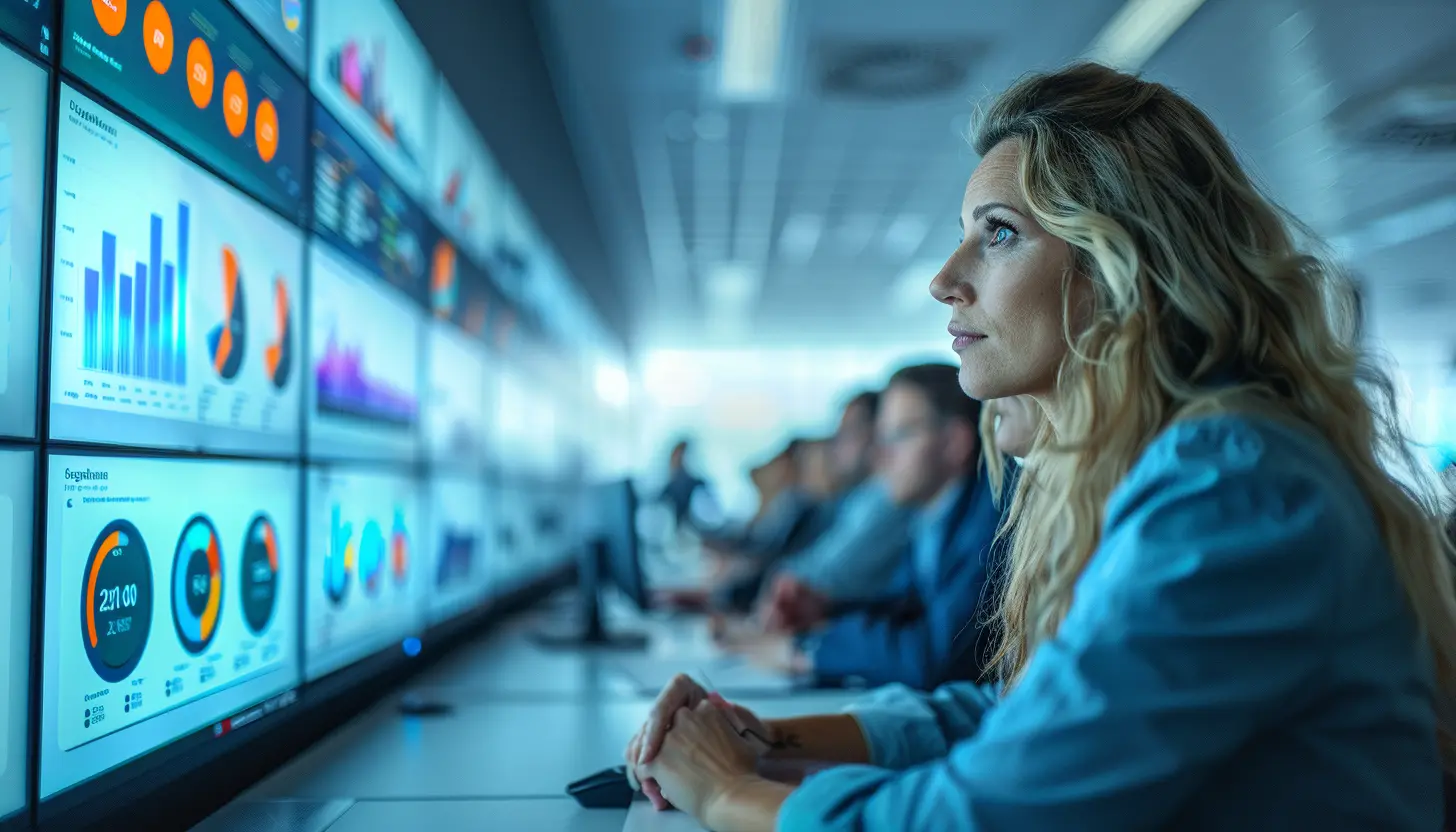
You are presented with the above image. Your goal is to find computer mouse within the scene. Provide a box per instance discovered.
[566,765,643,809]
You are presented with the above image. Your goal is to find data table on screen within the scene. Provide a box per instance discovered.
[0,43,49,440]
[50,86,303,456]
[0,449,34,823]
[40,454,299,799]
[305,465,423,681]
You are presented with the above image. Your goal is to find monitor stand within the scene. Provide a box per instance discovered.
[532,539,649,651]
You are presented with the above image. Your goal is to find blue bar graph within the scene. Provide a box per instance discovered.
[119,275,132,377]
[162,264,175,383]
[81,205,189,385]
[177,204,189,385]
[101,263,115,373]
[83,268,99,370]
[133,263,147,378]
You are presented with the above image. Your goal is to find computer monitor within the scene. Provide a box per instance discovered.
[532,479,648,650]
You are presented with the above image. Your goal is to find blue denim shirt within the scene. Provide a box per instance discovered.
[779,414,1442,830]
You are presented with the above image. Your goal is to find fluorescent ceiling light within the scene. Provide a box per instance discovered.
[706,262,762,307]
[593,363,631,408]
[778,213,823,262]
[1085,0,1208,71]
[720,0,786,101]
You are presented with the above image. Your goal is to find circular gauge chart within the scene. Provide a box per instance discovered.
[358,519,384,598]
[81,520,154,684]
[207,246,248,382]
[282,0,302,32]
[265,276,293,390]
[390,509,409,586]
[240,514,280,634]
[324,505,353,606]
[172,515,223,655]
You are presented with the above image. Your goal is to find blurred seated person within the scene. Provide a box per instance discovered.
[658,439,720,534]
[729,364,1014,689]
[697,438,837,569]
[702,391,916,613]
[762,393,1038,644]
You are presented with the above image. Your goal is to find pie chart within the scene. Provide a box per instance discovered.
[390,508,409,585]
[265,276,293,389]
[81,519,154,684]
[358,519,384,598]
[172,514,223,655]
[431,238,457,319]
[207,246,247,382]
[325,504,353,606]
[241,514,280,635]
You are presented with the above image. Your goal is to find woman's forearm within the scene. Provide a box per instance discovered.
[763,714,871,763]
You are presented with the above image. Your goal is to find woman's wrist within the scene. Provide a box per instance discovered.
[704,773,793,832]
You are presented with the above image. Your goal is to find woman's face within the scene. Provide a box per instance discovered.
[930,139,1084,402]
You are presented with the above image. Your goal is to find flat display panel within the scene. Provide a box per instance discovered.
[223,0,305,75]
[0,43,47,440]
[62,0,307,219]
[425,473,488,625]
[0,0,54,58]
[432,245,493,343]
[304,465,422,680]
[424,321,486,467]
[311,100,429,304]
[0,449,33,822]
[306,241,420,462]
[311,0,432,201]
[50,86,304,456]
[40,454,300,799]
[429,81,495,265]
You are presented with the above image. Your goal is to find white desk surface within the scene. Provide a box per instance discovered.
[197,604,862,831]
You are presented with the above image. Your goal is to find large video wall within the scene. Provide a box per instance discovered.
[0,0,607,824]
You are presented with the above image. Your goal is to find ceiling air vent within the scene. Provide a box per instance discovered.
[1331,46,1456,151]
[816,41,982,101]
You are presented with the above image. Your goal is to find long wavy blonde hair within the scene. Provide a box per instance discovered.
[979,63,1456,758]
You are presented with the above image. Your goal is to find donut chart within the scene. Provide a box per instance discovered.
[358,519,384,597]
[240,514,280,635]
[265,276,293,389]
[81,520,154,683]
[324,505,353,606]
[172,514,223,655]
[207,246,248,382]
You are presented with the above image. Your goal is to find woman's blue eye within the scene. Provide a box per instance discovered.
[991,225,1013,245]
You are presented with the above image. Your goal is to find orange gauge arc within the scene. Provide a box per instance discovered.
[86,530,124,647]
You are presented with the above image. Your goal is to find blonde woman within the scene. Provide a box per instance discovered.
[621,62,1456,831]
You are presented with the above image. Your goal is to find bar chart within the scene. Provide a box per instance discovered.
[80,203,190,386]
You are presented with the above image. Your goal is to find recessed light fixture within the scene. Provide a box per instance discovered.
[778,214,824,262]
[1085,0,1208,71]
[720,0,785,101]
[883,215,929,258]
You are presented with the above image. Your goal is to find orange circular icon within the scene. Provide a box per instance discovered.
[142,1,174,74]
[186,38,214,108]
[93,0,126,36]
[255,98,279,163]
[222,70,249,138]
